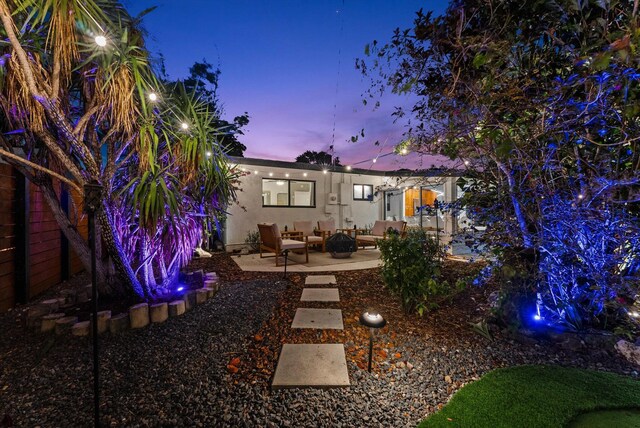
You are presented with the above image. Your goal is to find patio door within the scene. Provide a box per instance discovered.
[384,190,403,221]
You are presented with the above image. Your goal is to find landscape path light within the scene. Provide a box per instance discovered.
[359,311,387,372]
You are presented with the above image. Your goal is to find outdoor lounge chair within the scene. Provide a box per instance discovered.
[258,223,308,266]
[293,220,325,252]
[355,220,407,249]
[317,219,337,243]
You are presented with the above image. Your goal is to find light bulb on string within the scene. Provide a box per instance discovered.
[180,122,189,130]
[148,92,158,102]
[94,35,107,47]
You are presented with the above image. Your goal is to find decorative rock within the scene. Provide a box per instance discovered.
[94,310,111,334]
[150,303,168,323]
[183,290,197,311]
[40,299,60,312]
[204,280,218,291]
[41,313,66,332]
[55,316,78,335]
[110,313,129,334]
[196,289,208,304]
[71,321,91,337]
[168,300,185,317]
[129,303,149,329]
[616,340,640,366]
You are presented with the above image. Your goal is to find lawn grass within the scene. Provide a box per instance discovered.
[419,365,640,428]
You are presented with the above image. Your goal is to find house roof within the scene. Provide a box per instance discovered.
[228,156,462,177]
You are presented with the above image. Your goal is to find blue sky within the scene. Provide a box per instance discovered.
[125,1,451,170]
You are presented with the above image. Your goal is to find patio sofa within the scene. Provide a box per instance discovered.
[355,220,406,249]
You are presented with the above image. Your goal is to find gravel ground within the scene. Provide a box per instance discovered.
[0,254,637,427]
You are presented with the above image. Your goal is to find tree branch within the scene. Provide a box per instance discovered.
[0,147,82,193]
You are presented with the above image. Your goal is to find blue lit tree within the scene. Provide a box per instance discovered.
[361,0,640,329]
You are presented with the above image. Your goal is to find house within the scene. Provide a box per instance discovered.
[224,157,472,253]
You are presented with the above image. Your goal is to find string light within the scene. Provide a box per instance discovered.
[148,92,158,102]
[269,172,274,177]
[372,158,377,163]
[401,148,408,155]
[205,151,212,157]
[346,165,352,171]
[180,122,189,130]
[94,35,107,47]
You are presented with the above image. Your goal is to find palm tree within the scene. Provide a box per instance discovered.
[0,0,238,299]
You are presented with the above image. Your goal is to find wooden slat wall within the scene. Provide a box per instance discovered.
[29,182,61,297]
[0,164,87,312]
[0,164,16,312]
[68,187,87,275]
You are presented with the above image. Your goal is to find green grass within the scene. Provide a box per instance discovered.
[419,365,640,428]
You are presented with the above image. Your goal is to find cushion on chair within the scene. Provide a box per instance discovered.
[386,221,405,233]
[318,219,336,234]
[306,235,323,244]
[293,221,315,237]
[258,223,283,249]
[356,235,378,243]
[370,221,387,237]
[281,239,307,250]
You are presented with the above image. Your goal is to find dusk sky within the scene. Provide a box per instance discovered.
[125,1,453,170]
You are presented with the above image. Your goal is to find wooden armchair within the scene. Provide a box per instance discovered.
[355,220,407,249]
[258,223,308,266]
[317,219,336,245]
[293,220,325,252]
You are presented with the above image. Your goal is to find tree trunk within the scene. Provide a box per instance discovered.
[98,204,148,299]
[495,159,534,248]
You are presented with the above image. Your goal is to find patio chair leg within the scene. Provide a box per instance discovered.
[283,249,289,279]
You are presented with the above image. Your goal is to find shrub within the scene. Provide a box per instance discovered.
[244,229,260,252]
[378,229,448,315]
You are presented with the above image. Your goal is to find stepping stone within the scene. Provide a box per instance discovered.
[292,308,343,330]
[304,275,337,285]
[301,288,340,302]
[272,344,350,388]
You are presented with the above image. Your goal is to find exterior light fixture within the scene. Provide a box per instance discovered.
[323,169,328,174]
[269,172,274,177]
[578,194,584,199]
[285,173,290,177]
[254,170,258,174]
[346,165,352,171]
[94,35,107,47]
[180,122,189,130]
[148,92,158,102]
[303,172,308,177]
[464,160,470,166]
[276,180,285,186]
[629,310,640,318]
[359,311,387,372]
[176,286,184,292]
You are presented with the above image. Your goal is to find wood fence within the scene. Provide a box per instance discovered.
[0,163,86,312]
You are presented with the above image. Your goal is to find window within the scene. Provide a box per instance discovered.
[353,184,374,201]
[262,179,315,207]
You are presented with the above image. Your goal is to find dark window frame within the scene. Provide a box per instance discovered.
[262,178,316,208]
[353,184,374,201]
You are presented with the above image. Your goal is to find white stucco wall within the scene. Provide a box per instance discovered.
[224,161,386,249]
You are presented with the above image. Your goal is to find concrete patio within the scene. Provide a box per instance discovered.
[231,249,382,272]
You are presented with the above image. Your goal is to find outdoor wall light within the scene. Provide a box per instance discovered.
[254,170,258,174]
[323,169,328,174]
[269,172,274,177]
[285,173,290,177]
[360,311,387,372]
[94,35,107,47]
[303,172,308,177]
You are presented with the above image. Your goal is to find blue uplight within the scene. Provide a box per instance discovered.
[533,314,541,321]
[177,286,184,292]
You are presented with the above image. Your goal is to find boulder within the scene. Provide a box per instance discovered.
[110,313,129,334]
[129,303,149,329]
[615,340,640,366]
[71,321,91,337]
[41,313,66,333]
[150,303,168,323]
[55,316,79,335]
[168,300,185,317]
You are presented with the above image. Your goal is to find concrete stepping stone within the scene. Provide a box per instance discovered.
[272,344,350,388]
[292,308,343,330]
[301,288,340,302]
[304,275,336,285]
